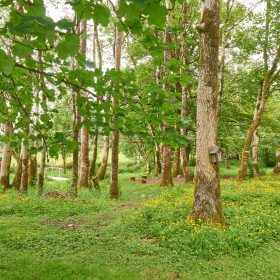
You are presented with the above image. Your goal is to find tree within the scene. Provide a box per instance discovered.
[189,0,224,224]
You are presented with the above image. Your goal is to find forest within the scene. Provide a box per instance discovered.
[0,0,280,279]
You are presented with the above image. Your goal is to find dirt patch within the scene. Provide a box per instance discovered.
[133,176,189,185]
[118,203,134,210]
[139,236,156,244]
[41,219,86,230]
[43,191,71,199]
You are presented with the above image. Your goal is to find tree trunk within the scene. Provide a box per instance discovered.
[20,124,30,194]
[62,152,67,174]
[273,150,280,174]
[89,132,98,179]
[38,143,47,195]
[252,129,260,177]
[160,4,173,187]
[160,144,173,187]
[154,143,161,176]
[79,20,89,188]
[173,147,181,177]
[180,0,194,183]
[96,136,109,180]
[12,157,22,190]
[110,16,122,199]
[0,122,13,190]
[28,155,37,187]
[189,0,224,225]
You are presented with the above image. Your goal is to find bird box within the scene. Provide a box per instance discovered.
[209,146,224,163]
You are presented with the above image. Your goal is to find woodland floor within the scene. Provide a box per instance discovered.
[0,162,280,280]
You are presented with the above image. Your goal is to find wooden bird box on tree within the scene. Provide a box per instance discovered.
[209,146,224,163]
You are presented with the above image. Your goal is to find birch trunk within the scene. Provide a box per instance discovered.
[189,0,224,224]
[96,136,109,180]
[0,122,13,190]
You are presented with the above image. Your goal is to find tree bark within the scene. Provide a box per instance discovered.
[180,0,194,183]
[252,129,260,177]
[189,0,224,225]
[0,122,13,190]
[173,147,181,177]
[89,132,98,179]
[154,143,161,176]
[38,143,47,195]
[273,150,280,174]
[96,136,109,180]
[79,20,89,188]
[110,16,122,199]
[12,156,22,190]
[20,124,30,194]
[160,3,173,187]
[160,144,173,186]
[28,155,37,187]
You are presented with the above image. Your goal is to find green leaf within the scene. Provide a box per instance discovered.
[56,33,80,59]
[93,4,110,27]
[12,43,33,58]
[0,49,14,75]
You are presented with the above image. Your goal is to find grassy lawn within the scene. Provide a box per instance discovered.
[0,164,280,279]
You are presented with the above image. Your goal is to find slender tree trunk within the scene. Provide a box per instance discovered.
[89,132,98,178]
[0,122,13,190]
[20,124,30,194]
[160,3,173,187]
[273,150,280,174]
[38,143,47,195]
[189,0,224,225]
[110,18,122,199]
[173,147,181,177]
[252,129,260,177]
[154,143,161,176]
[62,152,67,174]
[79,20,89,188]
[12,156,22,190]
[96,136,109,180]
[180,0,194,183]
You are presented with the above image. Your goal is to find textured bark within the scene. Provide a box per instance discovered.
[96,136,109,180]
[252,129,260,177]
[160,145,173,187]
[0,122,13,190]
[38,143,47,195]
[189,0,224,225]
[28,155,37,187]
[110,16,122,199]
[79,20,89,188]
[273,150,280,174]
[62,152,67,174]
[89,133,98,178]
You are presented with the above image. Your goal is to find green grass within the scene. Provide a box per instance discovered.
[1,162,280,279]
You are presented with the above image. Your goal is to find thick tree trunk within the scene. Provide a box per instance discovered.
[0,122,13,190]
[273,150,280,174]
[38,143,47,195]
[160,144,173,187]
[189,0,224,225]
[252,129,260,177]
[89,133,98,179]
[110,17,122,199]
[96,136,109,180]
